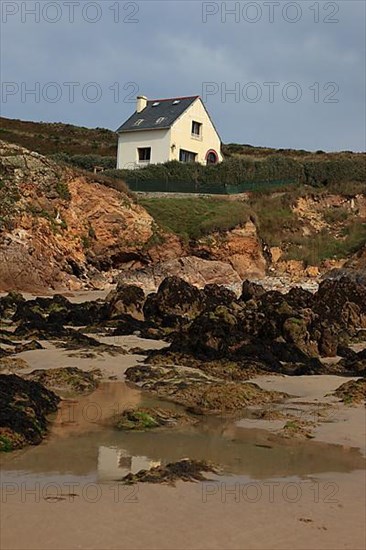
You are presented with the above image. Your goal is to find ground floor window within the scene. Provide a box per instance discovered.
[179,149,197,163]
[206,150,219,165]
[138,147,151,162]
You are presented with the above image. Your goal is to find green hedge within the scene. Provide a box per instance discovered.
[50,152,365,193]
[302,158,366,187]
[104,156,302,189]
[103,155,365,192]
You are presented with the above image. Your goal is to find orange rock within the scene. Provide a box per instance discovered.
[192,221,267,279]
[306,266,319,278]
[270,247,282,264]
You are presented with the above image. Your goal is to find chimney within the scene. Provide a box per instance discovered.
[136,95,147,113]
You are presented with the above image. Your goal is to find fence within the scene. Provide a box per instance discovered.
[126,178,298,194]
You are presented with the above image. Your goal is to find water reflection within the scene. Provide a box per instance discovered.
[98,446,161,481]
[1,382,365,483]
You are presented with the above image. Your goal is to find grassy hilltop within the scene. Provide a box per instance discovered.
[1,116,365,191]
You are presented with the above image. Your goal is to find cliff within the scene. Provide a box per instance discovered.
[0,141,267,292]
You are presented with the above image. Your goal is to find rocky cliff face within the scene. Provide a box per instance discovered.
[192,221,268,279]
[0,142,156,291]
[0,142,267,292]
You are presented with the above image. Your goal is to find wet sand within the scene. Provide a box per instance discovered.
[1,471,365,550]
[242,375,366,455]
[1,339,365,549]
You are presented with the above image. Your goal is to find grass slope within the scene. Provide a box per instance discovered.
[139,197,252,241]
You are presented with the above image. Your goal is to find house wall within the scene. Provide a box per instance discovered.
[169,99,223,165]
[117,128,171,169]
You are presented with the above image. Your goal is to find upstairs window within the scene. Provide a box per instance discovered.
[179,149,197,163]
[138,147,151,162]
[191,121,202,137]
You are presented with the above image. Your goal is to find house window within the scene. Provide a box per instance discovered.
[206,150,219,165]
[191,121,202,137]
[138,147,151,163]
[179,149,197,163]
[134,119,144,126]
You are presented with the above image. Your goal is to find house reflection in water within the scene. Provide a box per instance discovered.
[97,446,161,481]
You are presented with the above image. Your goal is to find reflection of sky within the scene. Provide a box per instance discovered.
[1,1,365,151]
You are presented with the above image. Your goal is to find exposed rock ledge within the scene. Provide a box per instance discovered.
[118,256,242,293]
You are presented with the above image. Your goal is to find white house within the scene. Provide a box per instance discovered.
[116,95,223,170]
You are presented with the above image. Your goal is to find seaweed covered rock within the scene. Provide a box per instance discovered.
[0,291,25,320]
[125,363,219,390]
[0,357,29,373]
[314,278,366,337]
[156,277,366,365]
[26,366,103,395]
[285,286,314,310]
[106,282,145,320]
[125,364,288,414]
[170,381,288,414]
[120,459,218,485]
[14,316,125,355]
[169,304,244,358]
[337,348,366,376]
[0,374,59,451]
[13,294,108,327]
[165,303,322,374]
[332,378,366,405]
[282,317,318,358]
[202,284,237,311]
[112,314,160,338]
[240,280,265,302]
[143,276,204,327]
[113,407,197,430]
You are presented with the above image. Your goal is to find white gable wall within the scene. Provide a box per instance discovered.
[170,98,223,164]
[117,128,171,169]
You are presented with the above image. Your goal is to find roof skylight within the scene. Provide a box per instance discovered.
[172,100,180,105]
[152,102,160,107]
[134,119,144,126]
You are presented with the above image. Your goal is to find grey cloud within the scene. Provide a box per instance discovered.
[1,0,365,150]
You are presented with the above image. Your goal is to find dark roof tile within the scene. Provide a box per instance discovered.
[116,96,199,133]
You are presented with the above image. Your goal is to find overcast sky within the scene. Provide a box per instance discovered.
[1,0,365,151]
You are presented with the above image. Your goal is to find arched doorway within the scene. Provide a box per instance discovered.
[205,149,219,165]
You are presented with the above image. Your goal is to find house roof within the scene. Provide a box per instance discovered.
[116,96,199,133]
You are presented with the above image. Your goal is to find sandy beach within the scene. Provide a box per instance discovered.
[1,470,365,550]
[1,340,365,550]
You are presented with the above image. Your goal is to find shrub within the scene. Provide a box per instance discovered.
[285,222,366,265]
[51,153,116,171]
[323,207,349,224]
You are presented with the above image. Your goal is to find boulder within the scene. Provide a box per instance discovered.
[106,282,145,320]
[143,276,204,327]
[0,374,59,451]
